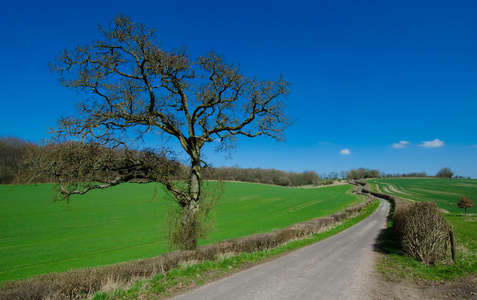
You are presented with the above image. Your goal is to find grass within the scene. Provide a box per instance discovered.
[367,178,477,213]
[368,178,477,281]
[90,199,380,299]
[0,182,362,282]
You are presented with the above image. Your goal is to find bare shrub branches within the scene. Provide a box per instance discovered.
[16,142,182,201]
[393,202,453,264]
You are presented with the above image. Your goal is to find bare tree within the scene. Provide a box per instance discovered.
[0,136,31,184]
[340,171,346,180]
[328,171,338,180]
[29,15,290,250]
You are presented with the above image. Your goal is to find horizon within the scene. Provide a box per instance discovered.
[1,0,476,178]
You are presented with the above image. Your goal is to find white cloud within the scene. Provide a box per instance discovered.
[392,140,410,149]
[340,148,351,155]
[419,138,444,148]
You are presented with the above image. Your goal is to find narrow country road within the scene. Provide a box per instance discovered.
[172,199,390,300]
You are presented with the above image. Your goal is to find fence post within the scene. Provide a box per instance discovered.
[450,230,457,263]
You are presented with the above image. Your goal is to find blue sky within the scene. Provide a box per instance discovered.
[1,0,476,178]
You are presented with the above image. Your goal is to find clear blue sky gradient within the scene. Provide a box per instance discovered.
[1,0,476,177]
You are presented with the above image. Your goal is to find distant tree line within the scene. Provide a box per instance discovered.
[0,136,38,184]
[344,167,469,180]
[0,136,321,187]
[381,167,470,179]
[203,166,320,187]
[345,168,381,180]
[1,136,471,185]
[381,172,429,178]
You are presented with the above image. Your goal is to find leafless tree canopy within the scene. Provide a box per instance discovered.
[37,14,291,250]
[50,15,290,150]
[17,142,181,200]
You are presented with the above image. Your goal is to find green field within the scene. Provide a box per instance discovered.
[0,182,361,282]
[367,178,477,213]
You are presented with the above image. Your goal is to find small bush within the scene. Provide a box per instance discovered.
[393,202,453,264]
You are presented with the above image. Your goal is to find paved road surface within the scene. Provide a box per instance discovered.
[172,199,390,300]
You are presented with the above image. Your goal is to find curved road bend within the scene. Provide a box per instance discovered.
[172,198,390,300]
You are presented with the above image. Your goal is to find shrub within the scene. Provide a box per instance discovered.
[393,202,453,264]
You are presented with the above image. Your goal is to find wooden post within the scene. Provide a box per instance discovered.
[450,230,457,263]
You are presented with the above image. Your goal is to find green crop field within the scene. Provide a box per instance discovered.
[367,178,477,213]
[0,182,361,282]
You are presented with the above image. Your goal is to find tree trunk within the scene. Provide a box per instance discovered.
[181,155,202,250]
[189,156,201,201]
[181,200,200,250]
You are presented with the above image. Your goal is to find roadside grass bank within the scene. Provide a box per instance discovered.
[369,178,477,281]
[90,199,380,300]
